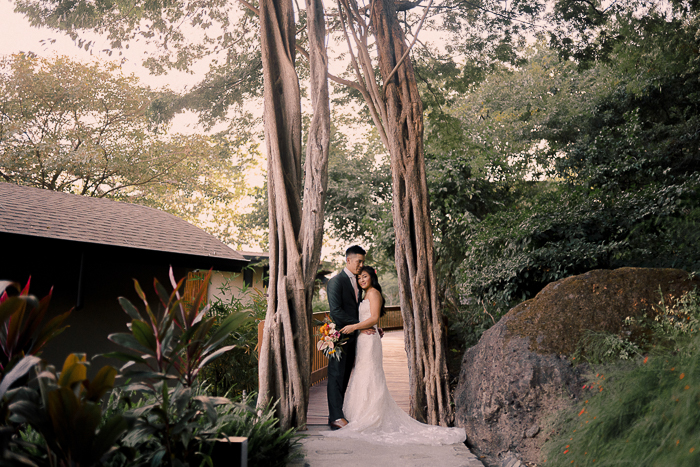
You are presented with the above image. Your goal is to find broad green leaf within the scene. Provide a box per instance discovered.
[0,355,41,399]
[109,332,154,355]
[33,310,72,352]
[154,279,170,308]
[85,365,117,401]
[131,319,157,351]
[172,385,191,413]
[150,447,167,467]
[197,345,235,370]
[207,312,250,348]
[9,399,47,427]
[99,351,148,364]
[118,297,142,321]
[0,297,26,325]
[120,369,171,382]
[20,293,52,351]
[193,395,219,424]
[47,387,79,435]
[5,299,27,351]
[93,415,133,459]
[133,280,156,325]
[58,354,87,388]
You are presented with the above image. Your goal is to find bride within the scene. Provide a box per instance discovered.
[322,265,466,445]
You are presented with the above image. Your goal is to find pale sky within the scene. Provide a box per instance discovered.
[0,1,205,90]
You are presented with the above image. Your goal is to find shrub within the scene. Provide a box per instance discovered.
[201,278,265,397]
[543,335,700,466]
[544,289,700,466]
[7,354,130,466]
[104,268,251,466]
[217,392,302,467]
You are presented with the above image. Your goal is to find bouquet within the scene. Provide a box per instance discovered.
[315,315,349,361]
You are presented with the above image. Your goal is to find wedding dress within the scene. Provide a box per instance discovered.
[323,299,466,445]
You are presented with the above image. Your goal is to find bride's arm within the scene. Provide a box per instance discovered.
[339,289,382,334]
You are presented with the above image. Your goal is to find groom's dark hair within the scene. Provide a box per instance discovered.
[345,245,366,257]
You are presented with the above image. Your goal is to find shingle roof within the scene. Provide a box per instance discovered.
[0,183,246,264]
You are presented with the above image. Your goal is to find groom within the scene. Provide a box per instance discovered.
[326,245,367,430]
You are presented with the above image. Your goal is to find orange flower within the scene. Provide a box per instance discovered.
[564,449,569,454]
[671,367,676,371]
[691,447,695,453]
[685,385,690,390]
[644,356,649,364]
[579,408,585,416]
[680,373,685,379]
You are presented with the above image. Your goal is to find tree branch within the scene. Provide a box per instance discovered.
[381,0,433,98]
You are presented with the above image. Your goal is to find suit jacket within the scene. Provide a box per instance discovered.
[327,271,360,329]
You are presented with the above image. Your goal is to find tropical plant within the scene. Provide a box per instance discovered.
[103,268,251,466]
[0,280,71,397]
[102,389,302,467]
[217,392,302,467]
[6,354,130,466]
[200,277,265,397]
[0,279,72,465]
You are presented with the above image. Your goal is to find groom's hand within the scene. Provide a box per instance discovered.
[361,328,376,335]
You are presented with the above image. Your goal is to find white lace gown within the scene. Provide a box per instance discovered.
[323,299,466,445]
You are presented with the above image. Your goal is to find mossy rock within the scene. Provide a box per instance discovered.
[505,267,700,356]
[454,267,699,466]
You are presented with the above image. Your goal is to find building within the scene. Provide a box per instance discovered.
[0,183,262,369]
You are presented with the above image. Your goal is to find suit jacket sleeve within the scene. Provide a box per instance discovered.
[327,274,358,328]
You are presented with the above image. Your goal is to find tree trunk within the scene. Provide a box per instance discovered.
[257,0,330,429]
[369,0,452,426]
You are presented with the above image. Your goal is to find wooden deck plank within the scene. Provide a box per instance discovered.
[306,330,409,425]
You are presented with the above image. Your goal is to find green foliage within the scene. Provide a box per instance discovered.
[0,280,71,409]
[1,270,298,467]
[104,268,251,466]
[200,277,265,398]
[102,388,301,467]
[323,120,392,252]
[0,279,71,465]
[216,392,302,467]
[7,354,130,466]
[574,330,643,365]
[545,289,700,464]
[452,9,700,310]
[0,280,71,384]
[544,336,700,466]
[107,268,250,387]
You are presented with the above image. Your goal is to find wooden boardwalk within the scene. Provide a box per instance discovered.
[306,330,410,425]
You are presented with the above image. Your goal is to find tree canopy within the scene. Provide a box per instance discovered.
[0,53,255,244]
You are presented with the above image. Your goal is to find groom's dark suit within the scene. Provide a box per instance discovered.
[326,269,361,423]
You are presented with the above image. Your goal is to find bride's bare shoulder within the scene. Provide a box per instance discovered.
[366,288,381,301]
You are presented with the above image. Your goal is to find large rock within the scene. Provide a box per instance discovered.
[454,267,700,465]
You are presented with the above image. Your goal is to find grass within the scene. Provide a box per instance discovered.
[543,289,700,466]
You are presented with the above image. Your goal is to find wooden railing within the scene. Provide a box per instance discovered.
[257,306,403,386]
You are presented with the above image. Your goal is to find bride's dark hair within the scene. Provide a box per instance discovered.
[361,266,386,317]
